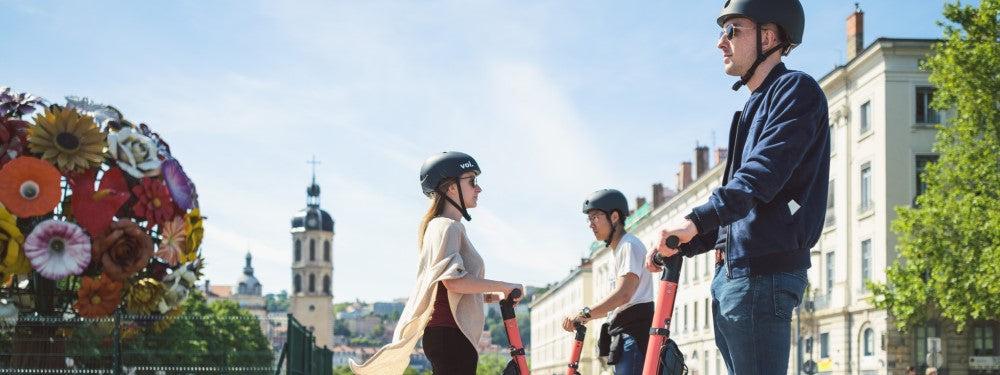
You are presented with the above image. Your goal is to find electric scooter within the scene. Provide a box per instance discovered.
[642,235,687,375]
[566,322,586,375]
[501,288,530,375]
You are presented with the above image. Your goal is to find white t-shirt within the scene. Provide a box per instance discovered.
[609,233,654,317]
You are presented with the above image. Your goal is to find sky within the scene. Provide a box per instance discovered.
[0,1,961,302]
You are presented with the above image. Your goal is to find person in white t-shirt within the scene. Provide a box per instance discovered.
[563,189,654,375]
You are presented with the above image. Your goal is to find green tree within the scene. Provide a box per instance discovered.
[334,319,351,336]
[371,321,385,339]
[265,290,290,312]
[871,0,1000,331]
[477,353,514,375]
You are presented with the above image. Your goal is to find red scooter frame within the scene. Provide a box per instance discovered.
[642,236,687,375]
[501,288,530,375]
[566,322,586,375]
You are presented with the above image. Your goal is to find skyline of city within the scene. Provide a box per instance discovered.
[0,1,962,302]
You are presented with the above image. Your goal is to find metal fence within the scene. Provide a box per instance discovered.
[0,311,275,374]
[275,315,331,375]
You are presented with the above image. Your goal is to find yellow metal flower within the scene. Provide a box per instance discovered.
[125,277,166,316]
[184,208,204,255]
[28,107,106,172]
[0,203,30,280]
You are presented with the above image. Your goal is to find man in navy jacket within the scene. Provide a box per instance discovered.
[647,0,829,373]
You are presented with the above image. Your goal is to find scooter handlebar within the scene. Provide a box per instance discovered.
[652,235,681,266]
[503,288,522,303]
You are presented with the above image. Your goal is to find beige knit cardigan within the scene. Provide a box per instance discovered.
[350,217,485,374]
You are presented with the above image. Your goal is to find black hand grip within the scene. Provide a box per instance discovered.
[503,288,522,303]
[665,235,680,249]
[652,235,681,267]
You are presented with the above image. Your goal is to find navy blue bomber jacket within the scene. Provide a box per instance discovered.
[681,63,830,279]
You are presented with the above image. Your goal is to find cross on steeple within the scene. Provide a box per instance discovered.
[307,155,321,184]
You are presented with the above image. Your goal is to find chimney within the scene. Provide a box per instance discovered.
[635,197,647,213]
[652,183,677,208]
[653,183,665,208]
[715,148,729,166]
[846,3,864,61]
[676,161,692,191]
[695,146,710,179]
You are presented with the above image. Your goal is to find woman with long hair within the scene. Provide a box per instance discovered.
[351,151,523,375]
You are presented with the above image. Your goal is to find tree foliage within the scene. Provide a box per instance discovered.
[871,0,1000,331]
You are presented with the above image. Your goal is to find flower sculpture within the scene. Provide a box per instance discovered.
[23,220,91,280]
[0,87,204,332]
[155,217,186,266]
[93,220,154,282]
[28,106,106,173]
[0,116,30,167]
[73,275,122,318]
[0,203,30,279]
[0,156,63,217]
[107,126,161,178]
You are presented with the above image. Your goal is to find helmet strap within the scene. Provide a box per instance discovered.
[437,185,472,221]
[603,211,616,248]
[731,25,790,91]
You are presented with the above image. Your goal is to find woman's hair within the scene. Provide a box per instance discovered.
[418,178,454,250]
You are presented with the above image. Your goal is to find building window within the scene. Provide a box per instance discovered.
[915,155,939,199]
[309,239,316,261]
[693,301,698,331]
[684,304,689,332]
[825,179,835,227]
[860,101,871,134]
[693,257,699,281]
[294,274,301,293]
[324,240,331,261]
[825,252,835,297]
[861,239,872,293]
[820,332,830,358]
[323,275,331,295]
[705,252,710,277]
[860,162,872,213]
[294,240,301,262]
[974,324,996,355]
[705,297,710,329]
[914,323,939,367]
[864,328,875,356]
[829,124,835,153]
[916,87,941,123]
[308,273,315,293]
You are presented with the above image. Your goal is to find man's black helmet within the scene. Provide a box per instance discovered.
[582,189,629,218]
[717,0,805,52]
[419,151,480,197]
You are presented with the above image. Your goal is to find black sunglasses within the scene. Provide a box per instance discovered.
[719,24,756,41]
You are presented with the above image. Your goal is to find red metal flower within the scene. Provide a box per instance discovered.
[131,177,175,230]
[68,167,130,236]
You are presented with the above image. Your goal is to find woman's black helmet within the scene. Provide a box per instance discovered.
[419,151,480,221]
[419,151,480,197]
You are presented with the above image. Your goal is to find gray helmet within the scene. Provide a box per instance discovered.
[717,0,805,49]
[582,189,629,219]
[419,151,481,197]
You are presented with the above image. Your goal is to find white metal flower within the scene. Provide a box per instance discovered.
[107,127,161,178]
[162,264,197,308]
[64,96,122,127]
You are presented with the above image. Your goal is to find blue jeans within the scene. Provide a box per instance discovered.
[614,333,644,375]
[711,265,807,375]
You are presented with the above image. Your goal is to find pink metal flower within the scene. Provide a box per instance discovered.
[155,216,186,266]
[23,220,92,280]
